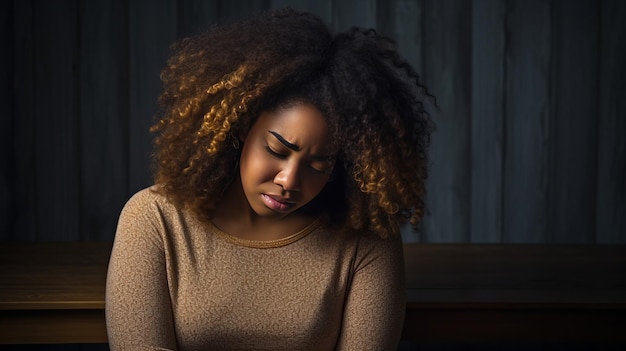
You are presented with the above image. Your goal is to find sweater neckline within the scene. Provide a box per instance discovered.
[208,218,322,249]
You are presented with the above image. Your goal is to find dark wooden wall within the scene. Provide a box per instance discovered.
[1,0,624,243]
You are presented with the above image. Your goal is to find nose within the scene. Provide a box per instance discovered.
[274,162,301,192]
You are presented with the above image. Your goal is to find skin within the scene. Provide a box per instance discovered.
[212,102,335,240]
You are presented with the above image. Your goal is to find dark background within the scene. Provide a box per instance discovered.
[1,0,624,244]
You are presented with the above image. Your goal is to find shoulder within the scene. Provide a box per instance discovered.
[125,184,167,204]
[316,225,404,271]
[115,185,201,252]
[121,185,173,216]
[351,231,405,273]
[117,185,185,236]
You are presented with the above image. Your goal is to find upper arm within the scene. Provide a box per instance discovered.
[105,191,178,351]
[335,234,406,351]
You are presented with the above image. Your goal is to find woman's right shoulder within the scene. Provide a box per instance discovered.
[115,186,180,244]
[119,185,175,218]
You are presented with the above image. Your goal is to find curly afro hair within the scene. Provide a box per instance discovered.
[151,8,434,238]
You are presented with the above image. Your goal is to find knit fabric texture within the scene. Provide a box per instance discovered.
[106,187,405,350]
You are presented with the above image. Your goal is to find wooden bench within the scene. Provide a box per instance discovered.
[402,244,626,342]
[1,242,625,344]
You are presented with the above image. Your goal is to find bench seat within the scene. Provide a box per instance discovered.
[1,242,625,344]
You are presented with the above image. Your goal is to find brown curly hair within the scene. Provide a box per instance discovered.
[151,8,434,238]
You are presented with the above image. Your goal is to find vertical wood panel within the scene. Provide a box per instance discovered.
[596,0,626,244]
[470,0,506,243]
[4,0,626,244]
[333,0,377,31]
[33,0,81,241]
[549,0,599,244]
[0,0,13,240]
[421,0,471,243]
[177,0,219,38]
[394,0,424,75]
[12,0,37,241]
[79,0,130,241]
[128,0,178,194]
[504,0,552,243]
[377,0,424,77]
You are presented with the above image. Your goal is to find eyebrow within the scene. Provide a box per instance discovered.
[268,131,300,151]
[268,130,335,162]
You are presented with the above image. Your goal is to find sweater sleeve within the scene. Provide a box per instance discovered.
[105,189,178,351]
[335,233,406,351]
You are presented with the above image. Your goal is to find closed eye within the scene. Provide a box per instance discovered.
[265,145,286,159]
[310,165,332,174]
[310,161,334,175]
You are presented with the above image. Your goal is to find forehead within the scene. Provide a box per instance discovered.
[253,103,331,148]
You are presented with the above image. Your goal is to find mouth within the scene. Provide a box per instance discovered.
[262,194,296,212]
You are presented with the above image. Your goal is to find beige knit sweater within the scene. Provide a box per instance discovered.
[106,187,405,350]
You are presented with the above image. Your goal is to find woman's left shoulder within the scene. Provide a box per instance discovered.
[331,229,404,268]
[361,231,403,255]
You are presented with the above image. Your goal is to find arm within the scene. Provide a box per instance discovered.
[106,190,178,351]
[336,234,406,351]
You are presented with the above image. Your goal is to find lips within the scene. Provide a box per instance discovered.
[262,194,296,212]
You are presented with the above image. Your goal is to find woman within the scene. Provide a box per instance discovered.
[106,8,434,350]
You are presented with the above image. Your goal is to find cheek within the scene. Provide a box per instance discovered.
[240,148,273,182]
[303,176,330,198]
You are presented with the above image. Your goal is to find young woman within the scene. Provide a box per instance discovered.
[106,8,434,351]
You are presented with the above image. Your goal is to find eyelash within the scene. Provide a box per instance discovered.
[265,145,331,174]
[265,146,286,159]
